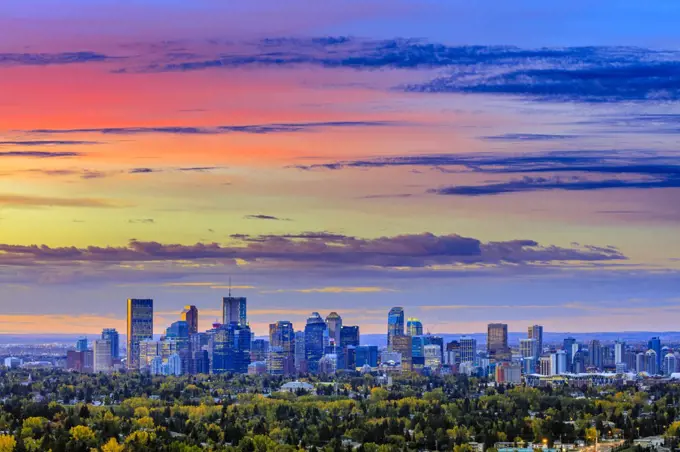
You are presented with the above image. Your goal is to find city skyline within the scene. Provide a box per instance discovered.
[2,1,680,335]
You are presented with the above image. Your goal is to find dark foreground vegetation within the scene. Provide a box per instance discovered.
[0,370,679,451]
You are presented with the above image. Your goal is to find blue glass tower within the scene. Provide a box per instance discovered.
[304,312,327,373]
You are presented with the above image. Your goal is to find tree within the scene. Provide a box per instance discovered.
[586,427,598,445]
[101,437,124,452]
[370,388,388,402]
[0,435,16,452]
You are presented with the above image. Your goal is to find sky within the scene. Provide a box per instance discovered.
[1,0,680,337]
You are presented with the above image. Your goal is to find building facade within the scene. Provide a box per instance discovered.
[222,296,247,327]
[181,305,199,335]
[387,307,405,350]
[127,298,153,370]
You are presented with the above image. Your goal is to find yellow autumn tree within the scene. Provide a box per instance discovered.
[100,437,124,452]
[0,435,16,452]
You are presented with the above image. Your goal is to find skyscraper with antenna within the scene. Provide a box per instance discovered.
[222,278,247,327]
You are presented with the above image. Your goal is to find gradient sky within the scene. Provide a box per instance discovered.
[1,0,680,336]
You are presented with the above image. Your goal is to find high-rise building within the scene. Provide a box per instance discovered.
[251,339,269,362]
[528,325,543,357]
[615,340,626,364]
[387,307,405,349]
[487,323,510,361]
[648,337,662,370]
[101,329,120,360]
[267,346,295,375]
[407,318,423,336]
[636,352,646,373]
[391,335,413,371]
[181,305,199,335]
[339,326,360,370]
[356,345,379,368]
[76,337,88,352]
[520,338,538,362]
[411,335,425,369]
[460,336,477,364]
[645,349,658,375]
[664,353,677,376]
[304,312,327,373]
[588,340,603,369]
[139,340,161,370]
[167,353,182,376]
[325,312,342,347]
[269,321,295,360]
[563,337,576,372]
[93,339,112,373]
[445,340,461,367]
[210,323,251,374]
[294,331,305,372]
[424,344,442,369]
[424,335,444,364]
[127,299,153,370]
[539,356,552,375]
[551,350,568,375]
[495,362,522,384]
[222,296,247,327]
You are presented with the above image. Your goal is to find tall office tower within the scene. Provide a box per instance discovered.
[269,321,295,360]
[664,353,677,376]
[76,337,88,352]
[551,350,568,375]
[645,349,658,375]
[563,337,576,372]
[520,338,538,360]
[139,340,161,370]
[93,339,112,373]
[223,296,247,326]
[294,331,305,372]
[424,344,442,369]
[588,340,603,369]
[339,326,360,370]
[355,345,379,367]
[391,335,413,371]
[424,335,444,363]
[615,340,626,364]
[304,312,327,373]
[101,329,120,360]
[411,336,425,369]
[648,337,662,369]
[250,339,269,362]
[635,352,646,373]
[445,340,461,366]
[407,318,424,336]
[572,350,586,373]
[539,356,552,376]
[189,332,210,374]
[460,336,477,364]
[528,325,544,356]
[127,299,153,370]
[210,323,251,374]
[387,307,405,349]
[325,312,342,347]
[487,323,510,360]
[181,305,199,335]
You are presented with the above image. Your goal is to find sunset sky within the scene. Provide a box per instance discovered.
[1,0,680,336]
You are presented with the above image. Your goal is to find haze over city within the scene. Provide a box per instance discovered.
[2,0,680,338]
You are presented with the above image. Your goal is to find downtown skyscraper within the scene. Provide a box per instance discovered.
[487,323,510,361]
[223,296,247,326]
[181,305,199,335]
[127,299,153,370]
[101,328,120,360]
[387,307,405,349]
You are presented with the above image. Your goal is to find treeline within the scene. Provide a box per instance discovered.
[0,370,679,451]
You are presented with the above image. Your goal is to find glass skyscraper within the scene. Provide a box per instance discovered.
[181,305,199,335]
[304,312,327,373]
[487,323,510,361]
[325,312,342,347]
[649,337,662,369]
[387,307,405,349]
[101,328,120,359]
[406,318,423,336]
[222,296,247,326]
[127,298,153,370]
[210,322,251,374]
[269,320,295,359]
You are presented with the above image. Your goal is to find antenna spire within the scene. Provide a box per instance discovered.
[229,276,232,297]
